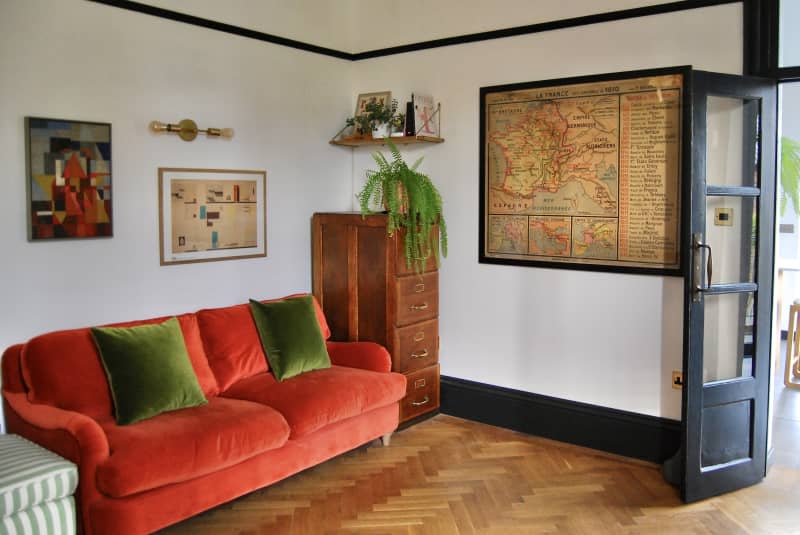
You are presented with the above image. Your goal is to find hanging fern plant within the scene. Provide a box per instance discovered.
[357,139,447,272]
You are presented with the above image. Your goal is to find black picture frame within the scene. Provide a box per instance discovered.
[25,117,113,240]
[479,65,691,276]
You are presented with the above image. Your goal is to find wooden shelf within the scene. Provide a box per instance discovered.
[330,135,444,147]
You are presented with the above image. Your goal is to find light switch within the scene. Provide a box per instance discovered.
[714,207,733,226]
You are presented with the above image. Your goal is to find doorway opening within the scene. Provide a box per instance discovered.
[771,81,800,470]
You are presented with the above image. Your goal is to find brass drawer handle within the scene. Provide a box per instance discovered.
[413,332,425,342]
[411,396,430,407]
[410,302,428,311]
[414,283,426,293]
[411,349,429,359]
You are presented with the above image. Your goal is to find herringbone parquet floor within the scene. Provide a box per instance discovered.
[158,414,800,535]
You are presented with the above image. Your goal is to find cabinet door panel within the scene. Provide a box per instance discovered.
[319,223,350,340]
[357,226,388,344]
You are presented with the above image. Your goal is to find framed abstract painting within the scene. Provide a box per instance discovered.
[158,167,267,266]
[25,117,113,240]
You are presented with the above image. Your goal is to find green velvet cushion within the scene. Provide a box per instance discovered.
[249,296,331,382]
[91,317,207,425]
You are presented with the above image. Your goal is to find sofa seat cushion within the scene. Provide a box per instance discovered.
[96,397,290,498]
[221,366,406,439]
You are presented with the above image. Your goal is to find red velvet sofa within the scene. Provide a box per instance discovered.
[1,295,407,534]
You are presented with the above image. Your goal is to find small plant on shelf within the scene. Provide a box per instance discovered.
[357,139,447,272]
[346,99,399,137]
[390,112,406,135]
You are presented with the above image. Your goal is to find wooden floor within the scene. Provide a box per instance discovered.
[158,414,800,535]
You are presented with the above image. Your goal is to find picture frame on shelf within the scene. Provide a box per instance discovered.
[158,167,267,266]
[413,94,439,137]
[25,117,113,240]
[355,91,392,119]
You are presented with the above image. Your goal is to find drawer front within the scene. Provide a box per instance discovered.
[394,272,438,326]
[400,364,440,422]
[395,228,439,275]
[396,251,437,276]
[392,319,438,373]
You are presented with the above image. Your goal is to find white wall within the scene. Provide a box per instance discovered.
[0,0,354,352]
[0,0,745,422]
[352,4,743,420]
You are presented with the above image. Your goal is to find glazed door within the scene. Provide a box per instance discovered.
[682,71,776,502]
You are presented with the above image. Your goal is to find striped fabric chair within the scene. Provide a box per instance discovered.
[0,435,77,535]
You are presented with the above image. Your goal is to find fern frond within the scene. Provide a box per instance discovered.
[356,139,447,273]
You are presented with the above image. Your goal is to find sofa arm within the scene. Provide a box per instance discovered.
[4,391,110,535]
[326,341,392,373]
[3,390,109,464]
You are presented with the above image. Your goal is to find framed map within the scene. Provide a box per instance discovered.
[158,168,266,265]
[479,67,687,275]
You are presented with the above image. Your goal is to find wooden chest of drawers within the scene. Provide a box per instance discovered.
[312,212,440,423]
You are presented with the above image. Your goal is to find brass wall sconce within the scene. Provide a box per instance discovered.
[149,119,234,141]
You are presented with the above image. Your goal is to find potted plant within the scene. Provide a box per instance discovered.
[346,99,398,139]
[357,139,447,272]
[390,111,406,137]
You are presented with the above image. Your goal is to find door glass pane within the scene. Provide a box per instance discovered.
[704,196,756,284]
[706,96,759,187]
[780,1,800,67]
[703,291,755,384]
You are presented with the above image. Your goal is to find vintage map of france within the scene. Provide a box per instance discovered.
[484,74,681,270]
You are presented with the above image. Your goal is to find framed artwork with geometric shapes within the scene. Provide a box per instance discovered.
[25,117,112,240]
[158,168,267,266]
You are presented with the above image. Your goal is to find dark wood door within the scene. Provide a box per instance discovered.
[681,71,776,502]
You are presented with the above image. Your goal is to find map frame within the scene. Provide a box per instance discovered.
[158,167,267,266]
[479,66,689,276]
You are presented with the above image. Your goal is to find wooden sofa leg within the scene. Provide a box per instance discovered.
[381,433,392,446]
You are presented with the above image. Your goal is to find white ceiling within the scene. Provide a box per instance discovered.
[135,0,677,54]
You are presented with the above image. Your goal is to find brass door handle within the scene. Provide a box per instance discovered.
[414,283,426,293]
[411,396,430,407]
[413,332,425,342]
[410,303,428,311]
[411,349,429,359]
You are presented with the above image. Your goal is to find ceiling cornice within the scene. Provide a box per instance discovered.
[87,0,741,61]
